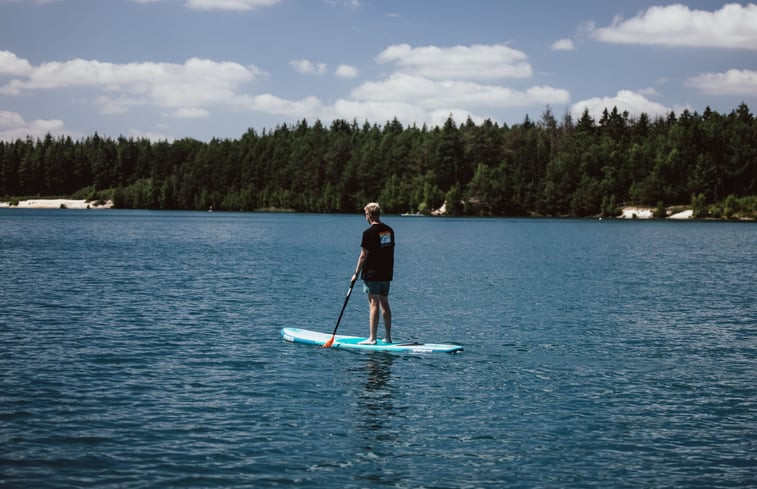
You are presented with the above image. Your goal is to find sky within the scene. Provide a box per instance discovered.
[0,0,756,142]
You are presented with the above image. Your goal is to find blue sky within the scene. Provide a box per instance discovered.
[1,0,756,141]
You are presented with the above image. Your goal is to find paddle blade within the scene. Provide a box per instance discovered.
[323,335,335,348]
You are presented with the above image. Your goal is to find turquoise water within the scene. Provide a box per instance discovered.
[1,210,755,488]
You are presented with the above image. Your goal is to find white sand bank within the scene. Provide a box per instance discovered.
[668,209,694,220]
[619,207,654,219]
[618,206,695,219]
[0,199,113,209]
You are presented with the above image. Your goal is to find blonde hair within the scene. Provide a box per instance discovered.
[364,202,381,220]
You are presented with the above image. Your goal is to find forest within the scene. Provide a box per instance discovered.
[1,103,755,218]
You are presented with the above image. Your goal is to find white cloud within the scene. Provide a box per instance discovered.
[324,61,569,127]
[0,52,263,115]
[289,59,328,76]
[335,64,358,78]
[376,43,532,80]
[95,95,146,115]
[0,50,33,76]
[127,0,281,10]
[326,99,431,126]
[0,110,68,141]
[169,107,211,118]
[337,43,569,127]
[127,128,174,142]
[592,3,757,49]
[235,93,324,118]
[0,42,572,137]
[0,110,25,128]
[324,99,492,129]
[183,0,281,10]
[638,87,660,97]
[571,90,674,120]
[686,69,757,95]
[551,39,575,51]
[351,73,568,109]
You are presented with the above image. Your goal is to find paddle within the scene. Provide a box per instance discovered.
[323,277,357,348]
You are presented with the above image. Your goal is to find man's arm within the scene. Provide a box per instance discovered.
[351,247,368,283]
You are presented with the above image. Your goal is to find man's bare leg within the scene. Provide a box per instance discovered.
[380,295,392,343]
[359,294,381,344]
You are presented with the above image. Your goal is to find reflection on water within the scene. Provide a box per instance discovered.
[350,354,401,486]
[355,354,397,434]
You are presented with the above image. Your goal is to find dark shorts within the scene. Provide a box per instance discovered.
[363,280,391,296]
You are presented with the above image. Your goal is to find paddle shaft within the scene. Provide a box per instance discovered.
[328,278,357,339]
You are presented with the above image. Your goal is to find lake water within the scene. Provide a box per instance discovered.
[1,209,755,488]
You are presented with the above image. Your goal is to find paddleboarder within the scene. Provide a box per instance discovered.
[351,202,395,345]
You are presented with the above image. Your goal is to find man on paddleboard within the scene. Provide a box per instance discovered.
[351,202,395,345]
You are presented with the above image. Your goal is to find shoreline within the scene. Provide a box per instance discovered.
[0,199,113,210]
[0,200,749,220]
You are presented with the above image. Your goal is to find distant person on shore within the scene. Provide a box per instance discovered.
[351,202,395,345]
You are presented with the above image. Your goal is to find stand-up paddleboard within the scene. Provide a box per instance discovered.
[281,328,463,354]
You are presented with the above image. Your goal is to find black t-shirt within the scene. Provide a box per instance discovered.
[360,222,395,281]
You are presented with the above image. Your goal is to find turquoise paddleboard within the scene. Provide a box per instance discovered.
[281,327,463,354]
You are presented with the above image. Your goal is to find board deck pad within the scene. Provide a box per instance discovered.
[281,327,463,354]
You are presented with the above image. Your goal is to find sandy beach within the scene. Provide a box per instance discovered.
[619,206,654,219]
[0,199,113,209]
[617,206,695,219]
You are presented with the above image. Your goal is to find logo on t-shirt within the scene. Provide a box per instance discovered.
[379,231,392,247]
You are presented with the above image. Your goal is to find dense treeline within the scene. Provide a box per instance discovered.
[1,103,755,217]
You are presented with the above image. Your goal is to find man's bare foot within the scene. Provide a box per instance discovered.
[384,338,393,344]
[358,339,377,345]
